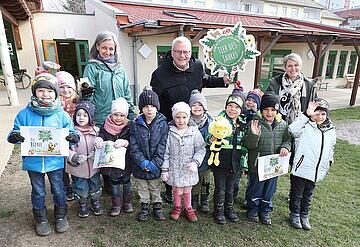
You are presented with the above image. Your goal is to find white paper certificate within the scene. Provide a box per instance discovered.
[257,153,291,181]
[20,126,69,156]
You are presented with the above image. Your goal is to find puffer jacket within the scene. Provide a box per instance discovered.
[66,126,99,179]
[289,113,336,182]
[162,122,206,187]
[130,113,169,180]
[150,51,226,121]
[98,123,131,180]
[207,111,248,173]
[83,60,134,126]
[244,114,292,174]
[7,106,78,173]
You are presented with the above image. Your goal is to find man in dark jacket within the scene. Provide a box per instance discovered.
[150,36,230,203]
[150,36,230,122]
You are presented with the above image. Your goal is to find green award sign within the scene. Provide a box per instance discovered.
[200,22,260,81]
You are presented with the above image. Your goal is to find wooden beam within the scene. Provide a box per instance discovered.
[352,39,360,57]
[262,34,282,55]
[191,29,207,44]
[312,40,323,78]
[254,36,263,89]
[320,37,336,58]
[305,36,316,57]
[349,55,360,106]
[128,24,185,37]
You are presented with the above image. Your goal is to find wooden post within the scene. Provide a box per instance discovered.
[312,40,323,78]
[254,36,263,89]
[0,10,19,106]
[349,55,360,106]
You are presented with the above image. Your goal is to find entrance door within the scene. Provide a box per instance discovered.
[75,41,89,77]
[336,51,348,78]
[325,51,337,78]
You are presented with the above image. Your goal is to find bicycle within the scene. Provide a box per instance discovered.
[0,69,32,89]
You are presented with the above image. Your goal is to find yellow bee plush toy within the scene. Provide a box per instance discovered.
[208,116,233,166]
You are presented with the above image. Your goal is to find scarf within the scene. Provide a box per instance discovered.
[103,115,127,136]
[59,95,78,117]
[279,73,306,124]
[97,55,118,70]
[75,125,96,135]
[190,114,208,129]
[28,96,62,116]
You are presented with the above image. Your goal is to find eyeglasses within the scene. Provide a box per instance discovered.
[173,50,191,56]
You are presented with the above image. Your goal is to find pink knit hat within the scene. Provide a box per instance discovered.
[56,71,76,91]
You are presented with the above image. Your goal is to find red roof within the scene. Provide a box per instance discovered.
[105,1,360,38]
[334,8,360,19]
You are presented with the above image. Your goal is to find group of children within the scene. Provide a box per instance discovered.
[8,71,336,237]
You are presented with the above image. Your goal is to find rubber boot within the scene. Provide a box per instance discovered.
[136,203,150,221]
[110,197,122,217]
[191,194,199,212]
[213,202,226,225]
[200,194,210,213]
[91,198,104,216]
[153,202,166,221]
[225,202,239,222]
[33,208,52,237]
[54,205,69,233]
[301,214,311,230]
[289,212,302,229]
[123,193,133,213]
[185,207,198,223]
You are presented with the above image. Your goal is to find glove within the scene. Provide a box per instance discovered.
[65,133,80,143]
[139,160,149,172]
[93,137,104,149]
[187,162,198,173]
[8,132,25,144]
[88,151,95,160]
[114,139,129,148]
[161,172,169,182]
[70,153,87,167]
[147,161,159,174]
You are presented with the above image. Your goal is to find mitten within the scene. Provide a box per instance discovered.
[139,160,149,172]
[114,139,129,148]
[161,172,169,182]
[8,132,25,144]
[93,137,104,149]
[187,162,198,173]
[65,133,80,143]
[147,161,159,174]
[70,153,87,167]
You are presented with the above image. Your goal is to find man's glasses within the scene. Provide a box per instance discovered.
[173,50,191,56]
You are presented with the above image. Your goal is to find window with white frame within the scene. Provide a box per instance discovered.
[291,8,299,18]
[304,11,309,19]
[180,0,188,4]
[269,5,278,16]
[244,4,252,12]
[282,7,287,16]
[215,0,227,9]
[195,0,206,8]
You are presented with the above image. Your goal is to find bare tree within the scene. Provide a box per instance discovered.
[63,0,85,13]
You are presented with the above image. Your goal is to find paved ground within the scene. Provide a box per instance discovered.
[1,80,359,176]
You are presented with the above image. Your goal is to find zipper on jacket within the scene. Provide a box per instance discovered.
[84,134,90,178]
[314,130,325,182]
[42,116,45,173]
[294,155,304,172]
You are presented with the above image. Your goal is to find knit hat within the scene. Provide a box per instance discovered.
[172,101,191,119]
[246,89,263,109]
[314,98,329,114]
[73,101,95,126]
[111,97,129,116]
[56,71,76,91]
[31,73,60,98]
[189,89,207,111]
[138,86,160,111]
[225,90,245,109]
[260,92,280,112]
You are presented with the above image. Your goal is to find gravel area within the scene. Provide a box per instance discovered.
[334,120,360,145]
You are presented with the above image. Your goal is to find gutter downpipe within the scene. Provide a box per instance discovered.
[132,36,139,106]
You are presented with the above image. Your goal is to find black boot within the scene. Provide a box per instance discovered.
[137,203,150,221]
[54,205,69,233]
[200,194,210,213]
[33,208,52,237]
[162,183,173,204]
[191,194,199,212]
[213,202,226,224]
[153,202,166,221]
[225,202,239,222]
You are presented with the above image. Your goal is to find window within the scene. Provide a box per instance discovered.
[215,0,227,9]
[269,5,278,16]
[195,0,206,8]
[244,4,252,12]
[161,0,173,3]
[282,7,287,16]
[163,11,197,19]
[304,11,309,19]
[348,52,357,74]
[180,0,188,3]
[291,8,299,18]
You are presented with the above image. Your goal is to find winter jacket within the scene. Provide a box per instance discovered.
[244,114,292,174]
[66,126,99,179]
[83,60,134,126]
[98,123,131,181]
[207,111,248,174]
[162,122,206,187]
[150,51,227,121]
[8,106,78,173]
[194,113,213,172]
[266,73,317,118]
[130,113,169,180]
[289,113,336,182]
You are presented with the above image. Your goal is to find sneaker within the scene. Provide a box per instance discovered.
[260,212,272,225]
[301,215,311,230]
[79,202,89,218]
[66,187,74,201]
[289,213,302,229]
[91,199,104,216]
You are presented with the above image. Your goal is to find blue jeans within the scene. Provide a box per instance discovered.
[72,173,102,202]
[111,178,132,197]
[28,169,66,210]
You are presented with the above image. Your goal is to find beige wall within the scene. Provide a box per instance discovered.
[321,17,342,27]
